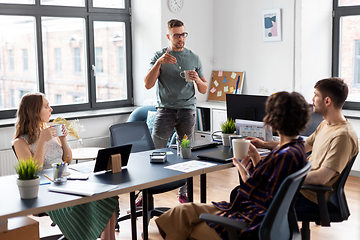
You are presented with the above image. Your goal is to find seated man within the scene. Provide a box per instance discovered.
[155,91,310,240]
[248,77,359,211]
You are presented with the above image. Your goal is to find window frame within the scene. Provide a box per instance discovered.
[0,0,133,119]
[332,2,360,110]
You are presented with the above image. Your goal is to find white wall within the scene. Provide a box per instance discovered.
[132,0,214,105]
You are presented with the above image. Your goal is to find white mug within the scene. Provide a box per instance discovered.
[180,70,192,82]
[232,139,250,160]
[53,124,65,137]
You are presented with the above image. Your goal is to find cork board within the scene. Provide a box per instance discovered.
[207,71,245,102]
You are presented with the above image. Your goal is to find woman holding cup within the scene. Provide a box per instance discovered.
[13,93,117,240]
[155,91,311,240]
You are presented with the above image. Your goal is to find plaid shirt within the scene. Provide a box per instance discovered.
[209,137,307,239]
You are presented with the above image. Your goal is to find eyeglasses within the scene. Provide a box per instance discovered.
[169,32,188,39]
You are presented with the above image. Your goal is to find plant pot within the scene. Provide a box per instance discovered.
[180,147,191,159]
[221,133,232,147]
[17,177,40,199]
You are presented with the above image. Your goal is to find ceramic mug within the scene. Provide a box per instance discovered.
[180,70,192,82]
[232,139,250,160]
[53,124,65,137]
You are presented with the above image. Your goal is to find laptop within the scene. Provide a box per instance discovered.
[197,147,271,163]
[170,140,220,150]
[93,144,132,173]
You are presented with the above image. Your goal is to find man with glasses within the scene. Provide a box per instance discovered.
[144,19,208,203]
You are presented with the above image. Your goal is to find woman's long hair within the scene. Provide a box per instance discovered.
[14,92,46,145]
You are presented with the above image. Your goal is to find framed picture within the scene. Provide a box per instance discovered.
[262,9,282,42]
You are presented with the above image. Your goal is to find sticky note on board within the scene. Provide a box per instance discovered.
[214,80,219,87]
[231,72,237,79]
[230,87,234,93]
[218,71,223,77]
[210,87,216,93]
[217,91,222,97]
[224,86,229,92]
[223,77,227,83]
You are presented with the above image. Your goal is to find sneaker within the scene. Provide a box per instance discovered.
[135,196,143,207]
[178,194,188,204]
[126,197,143,214]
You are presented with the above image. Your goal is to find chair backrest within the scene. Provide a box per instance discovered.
[127,105,156,122]
[328,152,358,220]
[109,121,155,153]
[259,161,312,240]
[12,145,18,159]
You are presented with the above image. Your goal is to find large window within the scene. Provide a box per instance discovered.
[333,1,360,109]
[0,0,132,119]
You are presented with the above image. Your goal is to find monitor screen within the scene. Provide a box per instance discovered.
[226,94,268,122]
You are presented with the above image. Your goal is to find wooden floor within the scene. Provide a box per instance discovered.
[33,167,360,239]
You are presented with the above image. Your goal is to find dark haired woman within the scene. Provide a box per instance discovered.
[155,91,311,240]
[13,92,117,240]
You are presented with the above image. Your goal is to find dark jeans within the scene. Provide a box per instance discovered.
[152,108,196,149]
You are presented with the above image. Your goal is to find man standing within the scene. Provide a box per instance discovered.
[144,19,208,203]
[248,77,358,210]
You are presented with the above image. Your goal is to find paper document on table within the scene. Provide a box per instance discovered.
[69,161,95,173]
[165,160,217,173]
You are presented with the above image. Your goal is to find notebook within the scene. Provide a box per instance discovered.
[197,147,270,163]
[93,144,132,173]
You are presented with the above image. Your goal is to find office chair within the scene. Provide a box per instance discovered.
[297,153,358,240]
[199,161,312,240]
[12,145,66,240]
[109,121,190,233]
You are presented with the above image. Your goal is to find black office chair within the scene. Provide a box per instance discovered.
[109,121,190,232]
[199,161,311,240]
[297,153,358,240]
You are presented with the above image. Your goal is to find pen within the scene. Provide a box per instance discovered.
[44,174,53,182]
[65,155,69,164]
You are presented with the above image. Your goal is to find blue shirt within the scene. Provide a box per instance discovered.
[150,47,204,110]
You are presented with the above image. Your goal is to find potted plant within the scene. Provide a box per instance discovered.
[14,158,41,199]
[221,118,236,146]
[180,138,192,159]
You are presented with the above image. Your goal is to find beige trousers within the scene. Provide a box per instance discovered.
[155,203,223,240]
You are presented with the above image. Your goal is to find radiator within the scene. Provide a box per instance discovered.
[0,136,110,176]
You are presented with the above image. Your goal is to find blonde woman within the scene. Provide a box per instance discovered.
[13,92,117,240]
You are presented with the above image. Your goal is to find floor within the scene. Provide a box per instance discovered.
[32,167,360,239]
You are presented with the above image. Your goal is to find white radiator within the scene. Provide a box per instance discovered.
[0,136,110,176]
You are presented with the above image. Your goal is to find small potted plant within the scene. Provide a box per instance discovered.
[180,138,192,159]
[221,118,236,146]
[14,157,41,199]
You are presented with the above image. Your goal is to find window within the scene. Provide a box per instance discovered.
[54,48,62,73]
[9,50,14,71]
[118,46,124,76]
[0,0,132,119]
[73,47,81,73]
[333,1,360,109]
[23,49,28,71]
[95,47,103,73]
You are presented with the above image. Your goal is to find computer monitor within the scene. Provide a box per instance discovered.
[226,94,268,122]
[300,107,323,137]
[226,94,323,137]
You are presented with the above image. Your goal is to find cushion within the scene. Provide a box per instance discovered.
[146,110,157,134]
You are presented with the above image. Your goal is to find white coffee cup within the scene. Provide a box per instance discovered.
[229,135,245,149]
[232,139,250,160]
[53,124,65,137]
[180,70,192,82]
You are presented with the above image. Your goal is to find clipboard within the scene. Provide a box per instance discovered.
[207,71,245,102]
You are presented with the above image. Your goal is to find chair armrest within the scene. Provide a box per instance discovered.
[301,184,333,192]
[199,213,248,240]
[301,184,333,226]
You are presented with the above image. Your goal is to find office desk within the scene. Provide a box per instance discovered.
[0,146,233,240]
